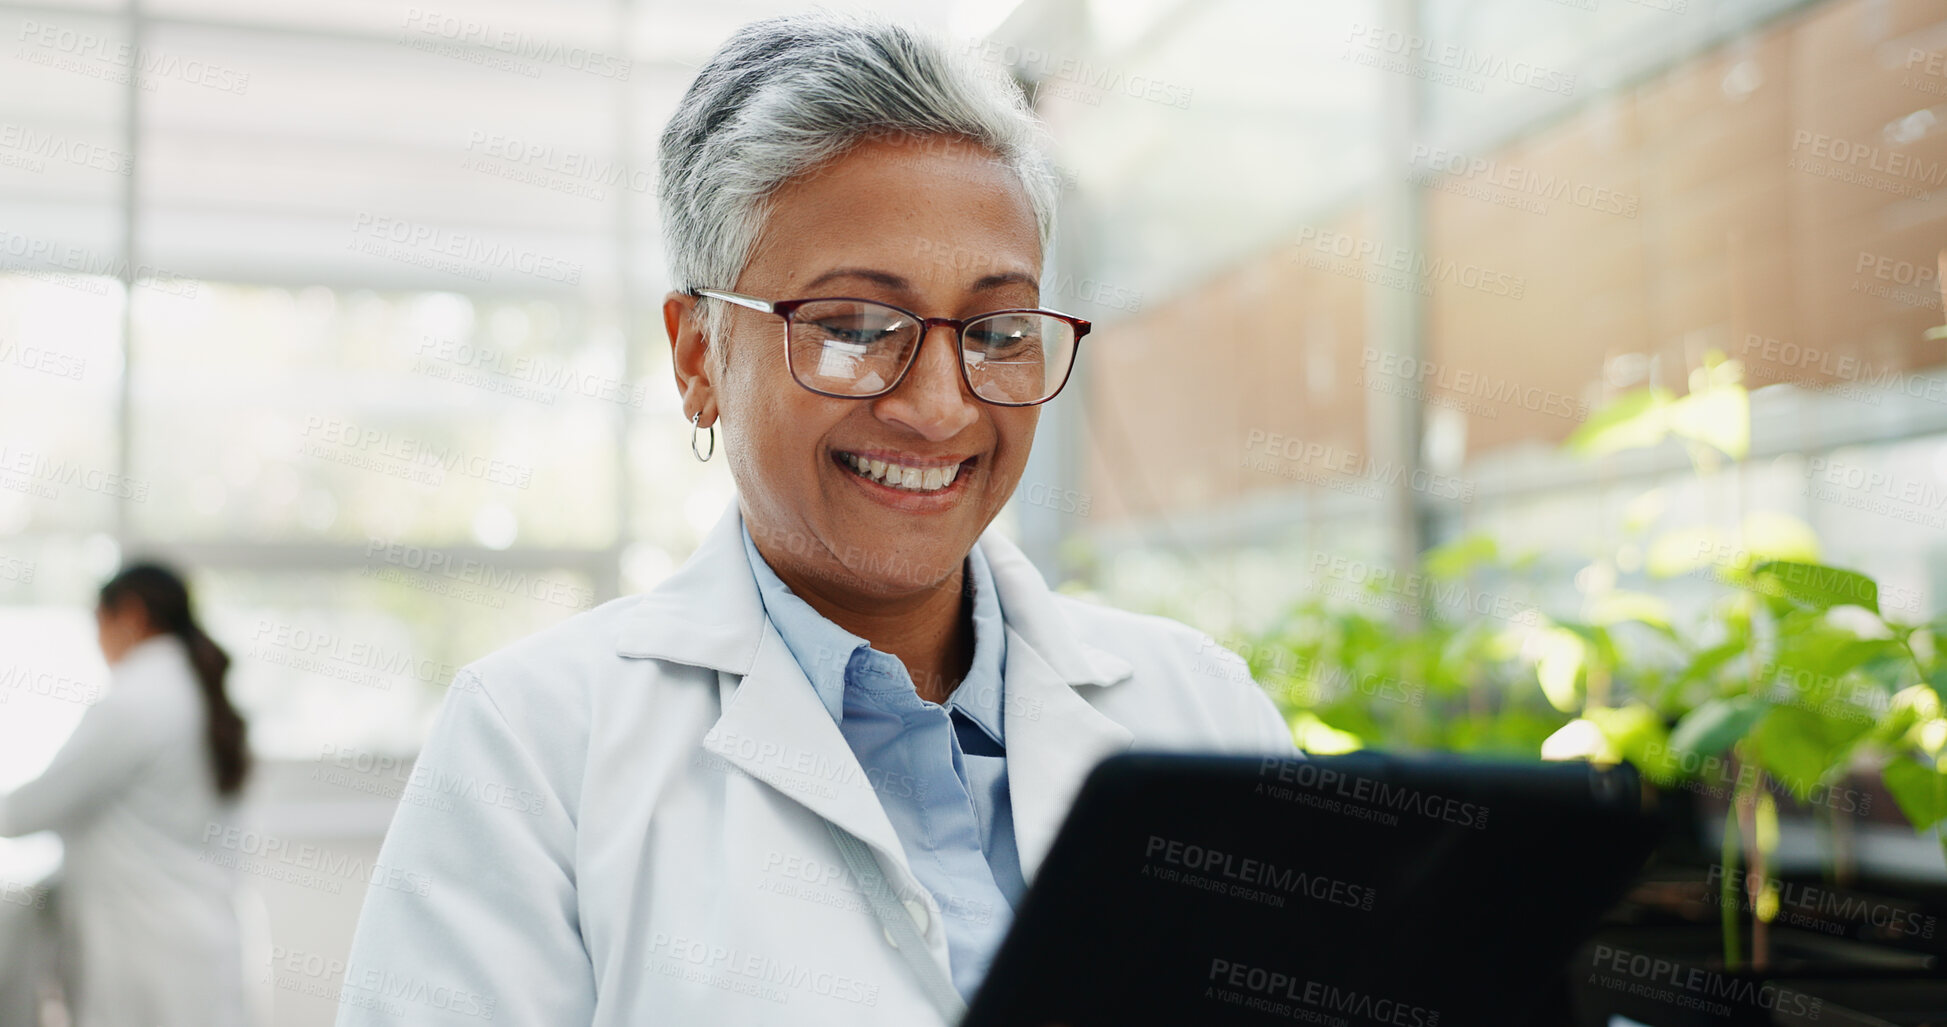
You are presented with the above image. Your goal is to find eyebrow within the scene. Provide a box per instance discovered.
[801,266,1040,295]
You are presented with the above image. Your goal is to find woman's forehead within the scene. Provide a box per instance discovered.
[750,140,1042,291]
[790,265,1041,300]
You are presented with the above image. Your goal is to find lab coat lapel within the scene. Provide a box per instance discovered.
[999,627,1134,886]
[619,499,1141,892]
[617,501,917,887]
[700,618,915,882]
[977,529,1137,886]
[614,502,763,674]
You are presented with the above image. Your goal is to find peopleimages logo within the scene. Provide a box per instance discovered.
[1292,225,1526,299]
[1787,129,1945,199]
[1742,331,1947,403]
[1358,349,1587,422]
[645,933,881,1007]
[0,229,199,298]
[1145,835,1377,911]
[398,7,631,80]
[1407,144,1638,218]
[348,212,584,285]
[340,960,498,1020]
[1639,740,1872,816]
[1308,552,1539,626]
[1208,958,1440,1026]
[1258,757,1489,829]
[961,39,1194,109]
[302,416,533,489]
[461,130,654,198]
[2,880,47,911]
[0,442,150,501]
[1589,944,1822,1018]
[0,121,132,175]
[14,19,251,94]
[0,663,100,706]
[1703,864,1935,939]
[1243,430,1476,502]
[1342,22,1576,96]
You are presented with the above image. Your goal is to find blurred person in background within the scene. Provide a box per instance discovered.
[0,563,250,1027]
[336,11,1291,1026]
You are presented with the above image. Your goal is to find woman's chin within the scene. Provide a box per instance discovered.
[816,521,976,593]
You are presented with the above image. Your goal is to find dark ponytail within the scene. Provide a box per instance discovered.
[98,563,251,797]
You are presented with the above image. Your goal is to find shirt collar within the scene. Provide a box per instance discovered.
[739,520,859,725]
[954,542,1007,746]
[739,520,1007,745]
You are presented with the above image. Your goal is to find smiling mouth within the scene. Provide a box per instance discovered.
[832,451,975,494]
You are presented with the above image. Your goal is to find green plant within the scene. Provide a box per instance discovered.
[1244,350,1947,971]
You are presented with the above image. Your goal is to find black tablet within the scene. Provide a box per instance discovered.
[963,751,1662,1027]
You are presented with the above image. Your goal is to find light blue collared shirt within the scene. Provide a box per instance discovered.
[740,522,1024,1001]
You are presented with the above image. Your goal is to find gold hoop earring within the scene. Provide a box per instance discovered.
[690,412,716,462]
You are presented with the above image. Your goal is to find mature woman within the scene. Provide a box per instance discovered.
[0,563,251,1026]
[337,12,1290,1026]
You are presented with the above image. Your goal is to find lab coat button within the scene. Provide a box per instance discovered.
[903,897,930,934]
[883,924,899,948]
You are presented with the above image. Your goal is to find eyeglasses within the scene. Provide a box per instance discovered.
[689,288,1091,407]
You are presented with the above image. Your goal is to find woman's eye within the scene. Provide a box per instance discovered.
[815,322,893,346]
[971,328,1035,351]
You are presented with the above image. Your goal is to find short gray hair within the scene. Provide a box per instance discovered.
[657,11,1061,345]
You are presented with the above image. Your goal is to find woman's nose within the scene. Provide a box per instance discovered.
[876,324,979,440]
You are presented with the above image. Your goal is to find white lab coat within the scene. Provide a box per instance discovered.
[0,633,247,1027]
[335,501,1295,1026]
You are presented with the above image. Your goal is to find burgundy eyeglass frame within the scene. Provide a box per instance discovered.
[688,287,1092,407]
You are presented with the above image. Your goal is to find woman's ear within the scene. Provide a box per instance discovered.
[664,291,719,426]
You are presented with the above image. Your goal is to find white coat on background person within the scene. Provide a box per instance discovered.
[0,565,249,1027]
[333,500,1295,1026]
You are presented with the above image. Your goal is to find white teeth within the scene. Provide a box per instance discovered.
[840,453,964,493]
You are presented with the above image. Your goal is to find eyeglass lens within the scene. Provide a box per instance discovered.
[784,299,1075,404]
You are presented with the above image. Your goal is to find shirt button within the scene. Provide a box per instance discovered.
[903,897,931,934]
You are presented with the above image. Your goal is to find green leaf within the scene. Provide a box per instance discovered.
[1678,639,1748,687]
[1587,590,1673,629]
[1750,561,1880,615]
[1567,387,1674,457]
[1423,534,1499,580]
[1623,488,1669,535]
[1866,695,1925,749]
[1669,696,1769,758]
[1666,384,1750,459]
[1882,759,1947,833]
[1740,512,1822,566]
[1767,624,1899,693]
[1446,708,1576,758]
[1751,705,1869,801]
[1290,712,1363,755]
[1587,703,1674,785]
[1647,525,1731,578]
[1535,628,1587,713]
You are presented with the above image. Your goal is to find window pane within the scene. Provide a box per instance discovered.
[127,283,622,547]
